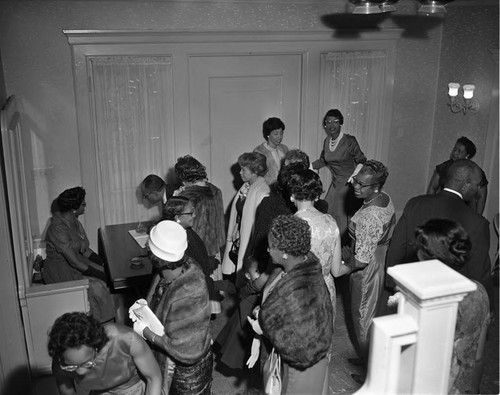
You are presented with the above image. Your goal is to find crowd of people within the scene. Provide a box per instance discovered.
[42,110,494,394]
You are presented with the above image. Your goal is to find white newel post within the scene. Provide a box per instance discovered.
[356,259,477,395]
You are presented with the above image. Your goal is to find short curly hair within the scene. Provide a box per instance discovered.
[456,136,476,159]
[48,312,108,360]
[57,187,86,212]
[141,174,165,192]
[288,169,323,201]
[262,117,285,140]
[238,152,267,177]
[358,160,389,189]
[175,155,207,184]
[283,149,310,168]
[414,219,471,271]
[323,109,344,126]
[269,215,311,257]
[162,196,190,221]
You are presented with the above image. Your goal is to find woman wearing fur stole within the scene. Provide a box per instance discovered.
[248,215,333,394]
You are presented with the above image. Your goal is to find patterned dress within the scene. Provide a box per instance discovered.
[449,280,490,394]
[296,207,340,326]
[347,193,395,361]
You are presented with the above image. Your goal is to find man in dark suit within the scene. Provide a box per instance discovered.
[140,174,176,209]
[386,159,493,304]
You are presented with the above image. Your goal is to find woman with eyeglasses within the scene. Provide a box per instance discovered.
[312,109,366,242]
[161,196,218,310]
[48,312,161,395]
[341,160,395,380]
[43,187,115,323]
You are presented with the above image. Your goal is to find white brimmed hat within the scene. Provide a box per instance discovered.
[148,220,187,262]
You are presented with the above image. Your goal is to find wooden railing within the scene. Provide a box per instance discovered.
[356,259,477,395]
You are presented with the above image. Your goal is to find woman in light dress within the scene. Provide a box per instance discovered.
[288,169,350,325]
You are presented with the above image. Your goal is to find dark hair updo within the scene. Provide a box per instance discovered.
[359,160,389,189]
[414,218,471,271]
[456,136,477,159]
[162,196,190,221]
[57,187,86,212]
[262,117,285,140]
[238,152,268,177]
[283,149,310,168]
[288,169,323,201]
[323,109,344,126]
[269,215,311,257]
[48,312,108,360]
[175,155,207,184]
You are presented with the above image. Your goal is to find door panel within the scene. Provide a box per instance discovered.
[189,54,302,209]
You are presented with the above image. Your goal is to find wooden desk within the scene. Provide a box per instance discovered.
[98,222,153,290]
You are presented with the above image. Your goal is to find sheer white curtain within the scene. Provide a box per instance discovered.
[89,56,174,225]
[320,50,387,159]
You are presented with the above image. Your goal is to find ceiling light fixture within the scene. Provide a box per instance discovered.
[348,0,454,15]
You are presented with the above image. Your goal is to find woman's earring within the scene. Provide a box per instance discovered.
[290,196,295,203]
[375,190,379,193]
[282,253,288,260]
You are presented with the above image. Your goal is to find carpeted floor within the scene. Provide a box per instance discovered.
[30,276,499,395]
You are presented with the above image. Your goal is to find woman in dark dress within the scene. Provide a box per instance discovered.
[48,312,161,395]
[312,109,366,242]
[162,196,218,311]
[426,136,488,215]
[43,187,115,323]
[414,219,490,394]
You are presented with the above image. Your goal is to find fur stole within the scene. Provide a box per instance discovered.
[259,253,333,370]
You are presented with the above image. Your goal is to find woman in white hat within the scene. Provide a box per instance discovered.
[131,220,212,394]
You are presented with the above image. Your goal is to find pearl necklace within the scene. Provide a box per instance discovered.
[363,193,382,205]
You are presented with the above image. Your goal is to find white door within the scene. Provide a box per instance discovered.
[188,54,303,209]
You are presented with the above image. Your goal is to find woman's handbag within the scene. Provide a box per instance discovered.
[263,347,282,395]
[228,239,239,265]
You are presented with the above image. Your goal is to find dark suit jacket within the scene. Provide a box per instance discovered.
[386,190,493,301]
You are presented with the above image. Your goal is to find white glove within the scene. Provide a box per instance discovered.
[246,337,261,369]
[128,299,148,322]
[387,291,403,307]
[247,315,263,335]
[133,320,149,339]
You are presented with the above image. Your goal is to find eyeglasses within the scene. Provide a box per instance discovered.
[324,119,341,125]
[351,177,377,188]
[59,349,97,372]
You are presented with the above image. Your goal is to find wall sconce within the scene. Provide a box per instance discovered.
[448,82,479,114]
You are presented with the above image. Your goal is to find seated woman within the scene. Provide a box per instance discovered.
[288,169,351,330]
[132,220,212,394]
[43,187,115,323]
[161,196,219,313]
[254,117,289,185]
[253,215,333,394]
[174,155,226,261]
[48,312,161,395]
[414,219,490,395]
[426,136,488,215]
[222,152,270,283]
[342,160,396,374]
